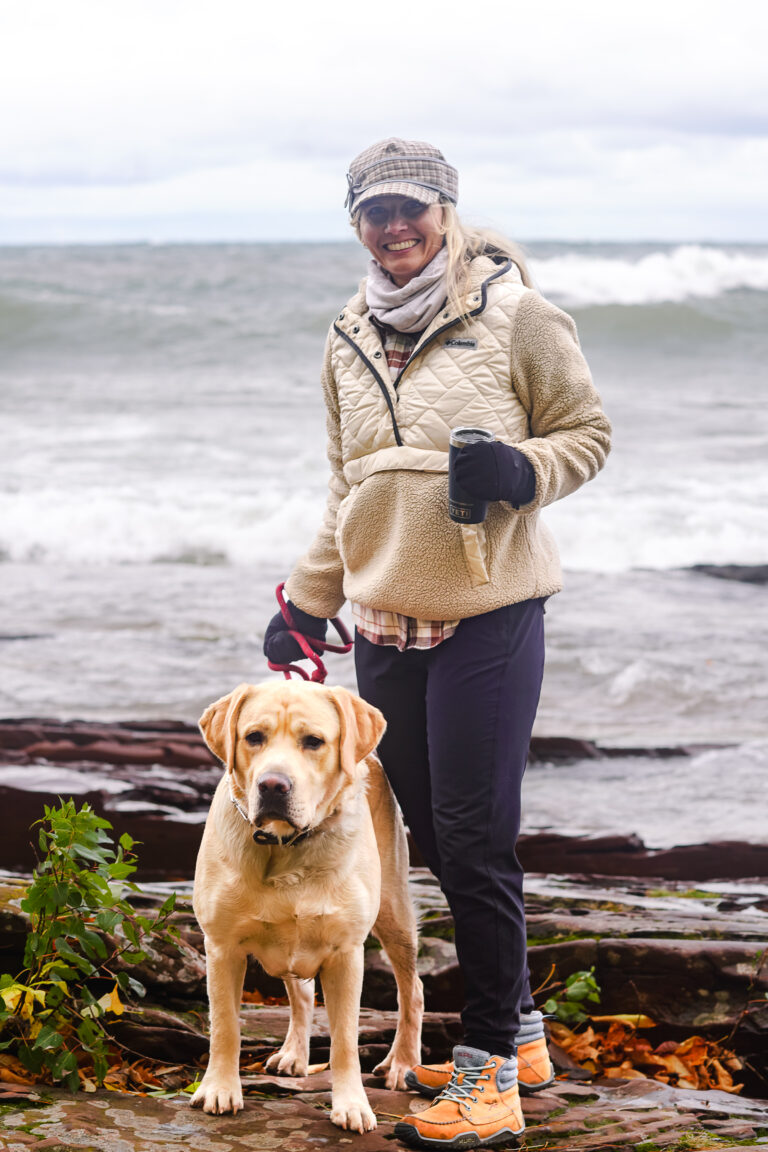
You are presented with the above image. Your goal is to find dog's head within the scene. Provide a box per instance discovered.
[199,681,386,842]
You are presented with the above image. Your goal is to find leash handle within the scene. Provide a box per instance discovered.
[267,582,353,684]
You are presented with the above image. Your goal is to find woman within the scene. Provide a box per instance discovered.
[264,137,611,1149]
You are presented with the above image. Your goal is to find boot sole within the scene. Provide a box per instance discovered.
[404,1071,555,1099]
[519,1074,556,1096]
[404,1070,443,1098]
[393,1121,524,1149]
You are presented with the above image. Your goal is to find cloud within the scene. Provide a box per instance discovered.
[1,0,766,239]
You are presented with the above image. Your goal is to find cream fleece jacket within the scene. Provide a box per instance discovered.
[285,256,611,621]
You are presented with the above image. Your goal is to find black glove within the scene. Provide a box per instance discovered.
[452,440,536,509]
[263,602,328,663]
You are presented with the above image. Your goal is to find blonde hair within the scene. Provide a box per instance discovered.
[352,199,532,320]
[437,201,533,316]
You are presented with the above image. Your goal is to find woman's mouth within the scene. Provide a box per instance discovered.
[384,240,420,252]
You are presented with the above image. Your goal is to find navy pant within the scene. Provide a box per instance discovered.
[355,598,545,1056]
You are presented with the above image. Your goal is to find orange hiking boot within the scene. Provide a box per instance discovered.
[395,1046,525,1148]
[516,1035,555,1092]
[405,1035,554,1098]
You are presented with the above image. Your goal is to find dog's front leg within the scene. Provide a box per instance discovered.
[319,948,376,1133]
[265,976,314,1076]
[191,942,247,1115]
[371,923,424,1089]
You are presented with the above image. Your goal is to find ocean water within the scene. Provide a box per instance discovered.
[1,241,767,846]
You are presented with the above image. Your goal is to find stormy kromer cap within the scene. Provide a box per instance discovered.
[345,137,459,215]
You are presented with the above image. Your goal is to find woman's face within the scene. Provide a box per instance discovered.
[358,195,444,287]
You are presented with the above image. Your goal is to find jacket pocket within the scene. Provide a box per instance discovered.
[460,523,490,587]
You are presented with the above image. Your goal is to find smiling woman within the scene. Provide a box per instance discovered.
[261,134,611,1150]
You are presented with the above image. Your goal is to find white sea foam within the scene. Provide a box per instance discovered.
[531,244,768,307]
[543,479,768,572]
[0,485,328,569]
[1,475,765,572]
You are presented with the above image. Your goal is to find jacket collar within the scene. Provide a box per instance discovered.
[335,254,520,341]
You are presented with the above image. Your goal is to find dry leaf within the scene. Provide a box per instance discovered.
[546,1018,744,1094]
[603,1064,647,1080]
[0,1066,37,1086]
[591,1014,656,1029]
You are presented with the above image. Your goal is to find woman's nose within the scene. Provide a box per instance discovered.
[384,212,407,232]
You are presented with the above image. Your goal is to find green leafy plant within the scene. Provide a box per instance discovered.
[0,799,179,1091]
[543,966,601,1025]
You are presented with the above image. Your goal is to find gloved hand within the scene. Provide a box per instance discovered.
[263,601,328,663]
[452,440,536,509]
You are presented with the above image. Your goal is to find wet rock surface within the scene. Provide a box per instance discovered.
[1,718,768,1148]
[689,562,768,586]
[518,832,768,881]
[0,718,218,880]
[2,1069,768,1151]
[2,718,765,879]
[3,869,767,1045]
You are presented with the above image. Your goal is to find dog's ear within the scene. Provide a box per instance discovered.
[327,686,386,778]
[199,683,252,772]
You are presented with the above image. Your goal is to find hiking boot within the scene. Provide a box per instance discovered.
[516,1035,555,1092]
[405,1035,554,1098]
[395,1046,525,1148]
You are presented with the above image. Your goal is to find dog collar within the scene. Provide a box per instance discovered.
[252,826,313,847]
[229,791,313,848]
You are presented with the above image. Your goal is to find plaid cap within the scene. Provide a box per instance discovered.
[345,137,459,215]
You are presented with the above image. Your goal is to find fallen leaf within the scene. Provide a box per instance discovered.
[0,1065,37,1086]
[602,1065,647,1080]
[545,1017,744,1094]
[591,1014,656,1029]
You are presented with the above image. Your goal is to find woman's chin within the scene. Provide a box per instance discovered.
[377,248,423,284]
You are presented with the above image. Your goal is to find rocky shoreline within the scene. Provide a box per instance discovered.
[2,717,766,880]
[1,717,767,1149]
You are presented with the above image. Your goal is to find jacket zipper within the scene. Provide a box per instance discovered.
[332,324,403,447]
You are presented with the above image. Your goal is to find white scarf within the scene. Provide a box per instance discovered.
[365,247,449,334]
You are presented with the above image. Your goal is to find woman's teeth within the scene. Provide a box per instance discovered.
[385,240,419,251]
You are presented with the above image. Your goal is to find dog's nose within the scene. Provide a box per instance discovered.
[257,772,293,798]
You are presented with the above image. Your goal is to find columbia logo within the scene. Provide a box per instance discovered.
[444,338,478,349]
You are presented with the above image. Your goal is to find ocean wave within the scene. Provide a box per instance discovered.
[0,486,328,569]
[1,479,766,573]
[531,245,768,307]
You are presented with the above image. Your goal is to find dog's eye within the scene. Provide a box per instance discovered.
[301,735,325,750]
[245,730,265,747]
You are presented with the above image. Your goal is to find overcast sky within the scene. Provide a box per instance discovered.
[2,0,766,243]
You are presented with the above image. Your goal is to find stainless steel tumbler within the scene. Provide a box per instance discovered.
[448,427,496,523]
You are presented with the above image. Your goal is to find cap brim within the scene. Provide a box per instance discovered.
[350,181,441,215]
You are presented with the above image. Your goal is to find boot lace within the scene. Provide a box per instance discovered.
[437,1061,494,1105]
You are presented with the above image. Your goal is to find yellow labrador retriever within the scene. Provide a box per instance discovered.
[190,680,423,1133]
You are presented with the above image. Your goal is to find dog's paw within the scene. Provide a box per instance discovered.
[265,1048,309,1077]
[330,1096,377,1133]
[373,1054,414,1091]
[190,1075,244,1115]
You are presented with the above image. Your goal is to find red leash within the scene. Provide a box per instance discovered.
[266,582,353,683]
